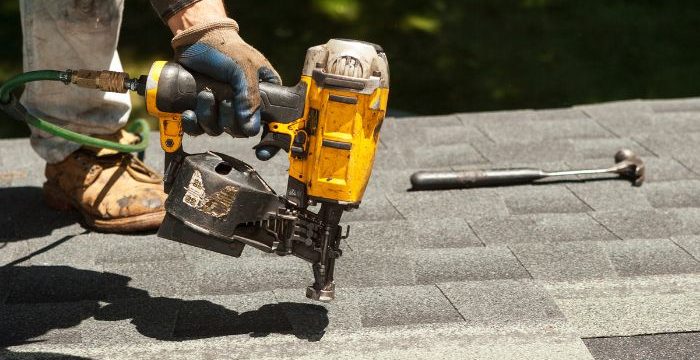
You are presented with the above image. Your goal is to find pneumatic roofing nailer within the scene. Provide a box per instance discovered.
[146,39,390,301]
[0,39,390,301]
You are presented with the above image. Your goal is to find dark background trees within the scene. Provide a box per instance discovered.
[2,0,699,137]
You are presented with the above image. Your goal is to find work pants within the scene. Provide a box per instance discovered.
[20,0,130,163]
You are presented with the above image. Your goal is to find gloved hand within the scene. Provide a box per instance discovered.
[172,19,281,138]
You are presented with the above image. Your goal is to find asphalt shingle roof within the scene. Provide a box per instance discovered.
[1,97,700,359]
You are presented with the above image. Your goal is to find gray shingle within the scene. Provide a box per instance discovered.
[592,112,655,137]
[664,208,700,235]
[350,285,464,327]
[634,132,700,157]
[509,241,617,281]
[479,117,612,143]
[650,111,700,134]
[410,217,483,248]
[544,274,700,337]
[14,322,594,360]
[103,260,200,298]
[0,349,95,359]
[575,99,653,118]
[584,332,700,360]
[566,181,652,211]
[393,115,463,127]
[624,156,695,183]
[0,139,43,172]
[458,109,537,125]
[410,247,529,283]
[81,296,180,344]
[642,180,700,208]
[535,108,589,121]
[345,218,482,251]
[370,169,416,193]
[273,287,363,330]
[4,265,112,304]
[570,138,653,160]
[602,238,700,276]
[671,235,700,261]
[0,241,29,266]
[0,186,83,242]
[0,267,11,304]
[191,256,311,296]
[372,146,416,171]
[647,97,700,113]
[674,154,700,178]
[500,185,591,214]
[172,292,291,340]
[4,97,700,358]
[423,123,487,144]
[375,123,419,148]
[92,235,185,265]
[472,139,576,163]
[380,123,484,149]
[412,143,488,168]
[590,210,686,239]
[470,213,618,245]
[472,137,650,164]
[333,250,417,287]
[591,108,700,138]
[343,220,420,250]
[438,279,566,327]
[386,188,508,221]
[0,301,95,346]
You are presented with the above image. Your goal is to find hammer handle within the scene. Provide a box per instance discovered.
[410,168,546,190]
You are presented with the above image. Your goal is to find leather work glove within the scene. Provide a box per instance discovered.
[172,19,281,139]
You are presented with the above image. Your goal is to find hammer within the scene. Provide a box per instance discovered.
[410,149,645,191]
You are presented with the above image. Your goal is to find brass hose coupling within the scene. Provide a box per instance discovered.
[67,69,131,93]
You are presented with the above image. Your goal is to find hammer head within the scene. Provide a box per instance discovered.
[613,149,645,186]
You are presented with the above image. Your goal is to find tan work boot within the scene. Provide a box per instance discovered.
[43,146,167,233]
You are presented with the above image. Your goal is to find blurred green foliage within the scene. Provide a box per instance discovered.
[2,0,700,138]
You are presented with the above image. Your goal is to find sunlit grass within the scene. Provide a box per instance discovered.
[312,0,360,22]
[401,14,441,33]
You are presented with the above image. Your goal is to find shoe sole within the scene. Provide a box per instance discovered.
[43,181,165,233]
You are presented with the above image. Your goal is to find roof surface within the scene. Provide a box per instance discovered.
[1,98,700,359]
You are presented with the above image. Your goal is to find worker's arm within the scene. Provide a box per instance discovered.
[149,0,281,138]
[149,0,227,28]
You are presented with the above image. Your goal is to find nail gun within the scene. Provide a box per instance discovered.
[135,39,389,301]
[0,39,388,301]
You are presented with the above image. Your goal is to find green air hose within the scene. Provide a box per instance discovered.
[0,70,149,153]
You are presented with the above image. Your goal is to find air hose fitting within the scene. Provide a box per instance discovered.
[0,69,150,153]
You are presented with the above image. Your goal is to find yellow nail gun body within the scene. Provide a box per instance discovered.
[139,39,389,301]
[268,49,390,207]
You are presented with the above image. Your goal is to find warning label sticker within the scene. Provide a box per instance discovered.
[183,170,206,208]
[182,170,238,218]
